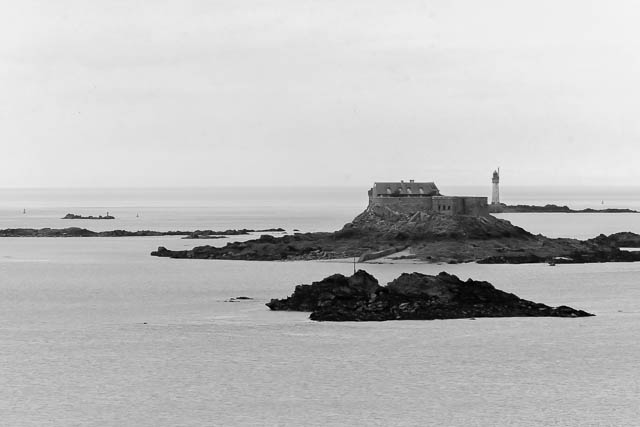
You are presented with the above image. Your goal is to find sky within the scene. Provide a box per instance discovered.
[1,0,640,188]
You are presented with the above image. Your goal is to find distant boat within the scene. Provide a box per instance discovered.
[23,208,26,214]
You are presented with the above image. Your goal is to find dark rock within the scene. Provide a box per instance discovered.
[0,227,283,239]
[587,232,640,248]
[266,270,594,321]
[182,234,227,239]
[266,270,380,312]
[149,203,640,264]
[225,296,254,302]
[0,227,99,237]
[62,213,115,219]
[491,204,638,214]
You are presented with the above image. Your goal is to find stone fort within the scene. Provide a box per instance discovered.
[367,180,489,216]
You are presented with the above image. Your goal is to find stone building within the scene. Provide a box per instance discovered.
[368,180,489,216]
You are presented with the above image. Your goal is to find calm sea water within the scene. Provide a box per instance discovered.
[1,186,640,426]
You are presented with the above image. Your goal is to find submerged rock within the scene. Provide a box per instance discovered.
[225,296,254,302]
[266,270,594,321]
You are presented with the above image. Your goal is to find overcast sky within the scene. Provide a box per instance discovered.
[1,0,639,188]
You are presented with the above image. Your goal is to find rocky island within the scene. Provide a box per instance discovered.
[489,204,638,214]
[266,270,594,321]
[151,202,640,264]
[62,213,115,219]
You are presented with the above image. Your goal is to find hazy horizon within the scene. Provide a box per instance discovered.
[2,1,640,188]
[1,183,640,190]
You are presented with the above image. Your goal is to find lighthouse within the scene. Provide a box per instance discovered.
[491,169,500,205]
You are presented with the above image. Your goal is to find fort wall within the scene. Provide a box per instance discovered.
[462,197,489,216]
[369,194,489,216]
[368,196,434,213]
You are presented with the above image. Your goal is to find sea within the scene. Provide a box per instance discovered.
[1,186,640,427]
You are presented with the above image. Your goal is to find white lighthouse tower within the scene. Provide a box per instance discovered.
[491,168,500,205]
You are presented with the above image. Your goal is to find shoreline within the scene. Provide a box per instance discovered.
[150,206,640,265]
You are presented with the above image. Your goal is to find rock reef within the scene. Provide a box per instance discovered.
[62,213,115,219]
[150,204,640,264]
[490,204,638,214]
[266,270,594,321]
[182,228,285,239]
[0,227,284,238]
[0,228,184,237]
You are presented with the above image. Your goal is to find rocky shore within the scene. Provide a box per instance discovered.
[0,227,285,238]
[182,228,285,239]
[150,204,640,264]
[0,228,187,237]
[490,204,638,213]
[266,270,594,321]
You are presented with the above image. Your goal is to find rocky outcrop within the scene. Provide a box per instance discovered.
[152,232,338,260]
[490,204,638,213]
[150,204,640,264]
[587,232,640,248]
[62,213,116,219]
[181,228,285,239]
[266,270,594,321]
[0,227,284,238]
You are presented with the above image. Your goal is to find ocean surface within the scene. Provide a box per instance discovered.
[1,186,640,426]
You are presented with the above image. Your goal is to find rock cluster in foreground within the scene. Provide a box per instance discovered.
[266,270,594,321]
